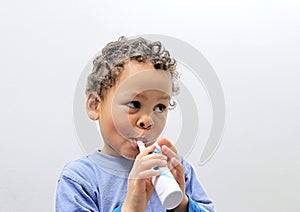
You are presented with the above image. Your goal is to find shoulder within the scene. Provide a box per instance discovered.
[179,156,201,185]
[58,155,98,187]
[56,155,102,211]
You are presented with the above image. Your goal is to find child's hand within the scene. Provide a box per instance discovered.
[123,145,168,212]
[157,138,189,211]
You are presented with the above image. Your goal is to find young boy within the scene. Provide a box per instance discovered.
[56,37,215,212]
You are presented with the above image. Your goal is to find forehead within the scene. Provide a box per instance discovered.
[115,60,173,98]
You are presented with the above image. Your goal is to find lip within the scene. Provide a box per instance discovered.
[133,137,148,143]
[131,136,150,146]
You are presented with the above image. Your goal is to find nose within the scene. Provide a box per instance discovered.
[137,114,154,130]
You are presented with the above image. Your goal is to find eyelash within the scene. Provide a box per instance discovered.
[154,104,167,113]
[127,101,167,113]
[127,101,141,109]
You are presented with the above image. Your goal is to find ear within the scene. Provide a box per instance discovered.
[86,92,101,120]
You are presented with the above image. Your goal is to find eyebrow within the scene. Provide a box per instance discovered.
[134,93,171,100]
[157,95,171,100]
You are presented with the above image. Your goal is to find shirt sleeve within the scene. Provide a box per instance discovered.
[188,195,212,212]
[112,204,122,212]
[56,174,99,212]
[182,158,215,212]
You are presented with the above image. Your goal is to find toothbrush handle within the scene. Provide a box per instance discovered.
[137,141,146,152]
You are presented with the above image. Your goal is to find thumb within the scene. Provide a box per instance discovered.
[146,179,155,200]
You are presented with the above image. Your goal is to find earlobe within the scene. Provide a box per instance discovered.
[86,92,101,120]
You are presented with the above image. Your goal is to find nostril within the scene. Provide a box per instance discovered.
[139,121,152,129]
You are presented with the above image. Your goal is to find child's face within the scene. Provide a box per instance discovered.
[92,60,173,159]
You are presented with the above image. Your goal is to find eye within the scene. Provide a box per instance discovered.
[127,101,141,109]
[154,104,167,113]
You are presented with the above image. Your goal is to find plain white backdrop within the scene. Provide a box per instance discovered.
[1,0,299,211]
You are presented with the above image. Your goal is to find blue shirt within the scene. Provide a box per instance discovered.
[56,151,214,212]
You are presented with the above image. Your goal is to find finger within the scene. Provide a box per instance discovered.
[132,169,161,180]
[169,157,186,191]
[142,152,168,161]
[170,157,183,173]
[140,158,168,170]
[161,145,178,160]
[137,145,156,157]
[169,157,183,177]
[157,138,178,153]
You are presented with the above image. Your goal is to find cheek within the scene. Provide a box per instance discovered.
[153,114,167,131]
[111,107,136,137]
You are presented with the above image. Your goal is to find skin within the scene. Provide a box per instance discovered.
[86,60,188,211]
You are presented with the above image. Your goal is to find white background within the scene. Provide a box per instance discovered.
[1,0,299,211]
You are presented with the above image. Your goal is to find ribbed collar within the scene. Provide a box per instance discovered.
[88,151,135,174]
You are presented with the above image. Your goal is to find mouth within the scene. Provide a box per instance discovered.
[134,137,148,143]
[131,137,149,149]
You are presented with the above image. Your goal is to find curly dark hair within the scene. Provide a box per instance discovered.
[86,36,179,99]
